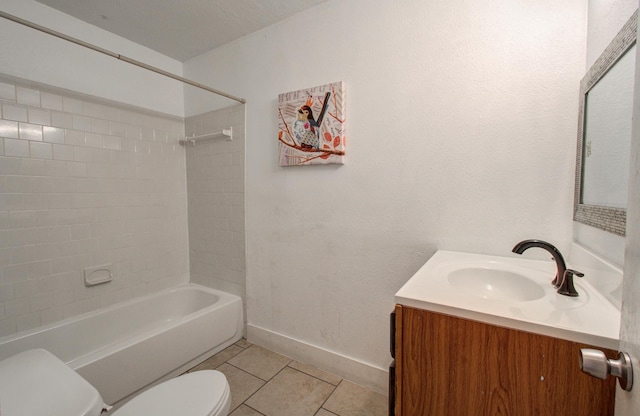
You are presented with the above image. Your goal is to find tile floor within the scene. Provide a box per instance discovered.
[187,339,388,416]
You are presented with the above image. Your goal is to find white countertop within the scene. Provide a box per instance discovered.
[395,250,620,349]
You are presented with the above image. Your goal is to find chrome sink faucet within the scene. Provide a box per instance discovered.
[511,239,582,296]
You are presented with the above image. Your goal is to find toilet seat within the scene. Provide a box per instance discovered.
[112,370,231,416]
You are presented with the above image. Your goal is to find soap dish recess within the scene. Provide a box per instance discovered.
[84,264,113,286]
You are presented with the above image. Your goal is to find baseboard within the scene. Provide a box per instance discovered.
[247,324,389,395]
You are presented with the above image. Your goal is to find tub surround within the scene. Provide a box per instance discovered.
[185,105,246,306]
[0,75,190,338]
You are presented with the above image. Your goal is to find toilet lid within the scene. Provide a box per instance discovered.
[0,349,105,416]
[113,370,230,416]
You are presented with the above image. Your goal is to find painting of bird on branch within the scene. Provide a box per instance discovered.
[278,81,345,166]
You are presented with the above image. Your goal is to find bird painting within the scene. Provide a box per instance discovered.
[277,82,345,166]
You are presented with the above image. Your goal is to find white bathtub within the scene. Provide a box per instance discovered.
[0,284,243,405]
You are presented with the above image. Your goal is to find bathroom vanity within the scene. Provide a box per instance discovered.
[392,250,621,416]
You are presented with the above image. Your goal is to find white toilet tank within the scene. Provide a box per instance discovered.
[0,349,105,416]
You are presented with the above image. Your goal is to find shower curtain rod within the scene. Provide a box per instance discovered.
[0,10,246,104]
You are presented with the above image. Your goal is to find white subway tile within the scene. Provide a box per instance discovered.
[30,292,55,311]
[53,288,74,307]
[73,115,92,132]
[16,311,40,332]
[91,148,112,164]
[16,87,40,107]
[4,138,30,157]
[82,102,105,119]
[8,212,36,230]
[0,263,29,284]
[52,144,75,161]
[13,278,39,299]
[67,161,87,177]
[39,273,72,293]
[62,96,83,114]
[0,120,19,139]
[30,141,53,159]
[41,92,64,111]
[51,111,73,129]
[62,299,84,317]
[0,82,16,101]
[2,103,28,122]
[17,158,46,176]
[21,194,48,211]
[0,318,17,338]
[43,126,65,144]
[65,130,86,146]
[44,160,68,177]
[109,121,127,136]
[102,135,122,151]
[125,125,141,139]
[91,118,110,134]
[28,108,51,125]
[47,193,74,209]
[11,246,37,268]
[70,225,91,241]
[51,253,91,275]
[27,259,52,279]
[0,283,14,302]
[34,211,58,227]
[121,138,136,152]
[85,133,103,148]
[74,146,93,162]
[19,123,43,141]
[40,306,64,325]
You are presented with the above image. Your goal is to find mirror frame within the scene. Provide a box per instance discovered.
[574,10,637,237]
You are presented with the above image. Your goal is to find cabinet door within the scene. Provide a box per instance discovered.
[395,305,616,416]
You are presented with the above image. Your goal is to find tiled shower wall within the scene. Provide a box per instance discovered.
[0,75,190,337]
[185,105,245,307]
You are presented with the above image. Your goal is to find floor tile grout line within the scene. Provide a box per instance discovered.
[240,402,267,416]
[234,361,292,412]
[317,378,343,415]
[220,360,271,383]
[285,362,343,387]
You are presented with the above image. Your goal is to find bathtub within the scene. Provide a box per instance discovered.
[0,284,243,405]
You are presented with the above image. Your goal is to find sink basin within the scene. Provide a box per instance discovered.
[448,267,545,301]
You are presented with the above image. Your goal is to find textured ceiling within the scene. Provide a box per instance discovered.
[33,0,329,62]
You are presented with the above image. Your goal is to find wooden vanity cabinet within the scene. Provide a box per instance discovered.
[393,305,617,416]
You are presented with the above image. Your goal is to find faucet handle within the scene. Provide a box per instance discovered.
[557,269,583,297]
[566,269,584,278]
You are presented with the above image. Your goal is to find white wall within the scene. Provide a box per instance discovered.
[185,0,586,391]
[588,0,638,67]
[0,0,185,117]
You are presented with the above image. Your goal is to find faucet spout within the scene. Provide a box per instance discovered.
[512,239,567,288]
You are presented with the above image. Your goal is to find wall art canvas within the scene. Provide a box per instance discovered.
[278,81,345,166]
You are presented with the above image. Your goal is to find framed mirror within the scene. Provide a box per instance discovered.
[574,10,637,237]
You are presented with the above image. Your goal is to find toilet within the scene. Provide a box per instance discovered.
[0,349,231,416]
